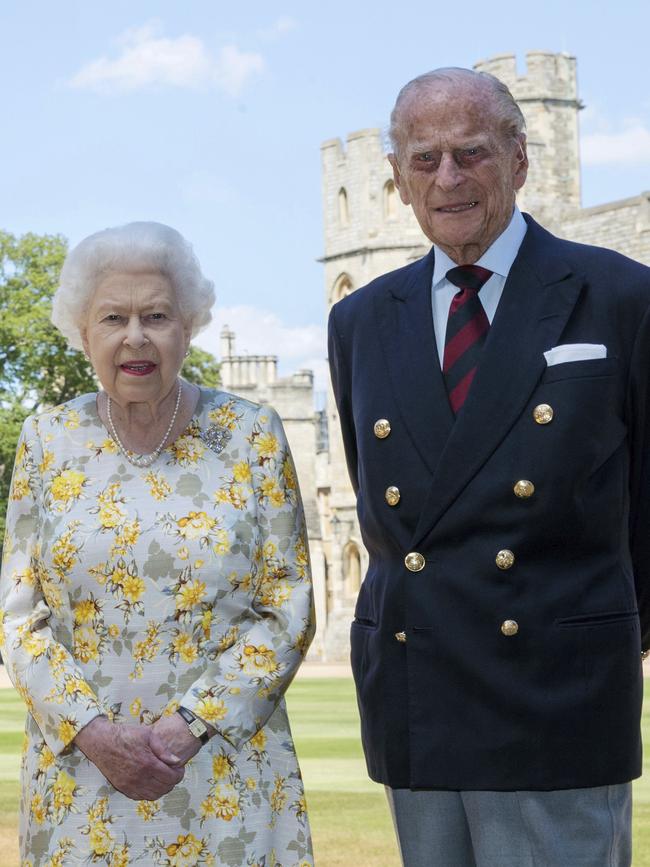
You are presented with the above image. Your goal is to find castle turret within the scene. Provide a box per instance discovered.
[474,51,582,228]
[320,129,429,308]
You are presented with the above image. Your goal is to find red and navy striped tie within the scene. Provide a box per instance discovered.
[442,265,493,414]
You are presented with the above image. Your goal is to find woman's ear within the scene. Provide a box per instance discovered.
[81,329,90,359]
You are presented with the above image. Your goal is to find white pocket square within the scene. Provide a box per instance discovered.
[543,343,607,366]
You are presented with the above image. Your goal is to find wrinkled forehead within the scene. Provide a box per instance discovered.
[90,270,178,310]
[397,81,504,148]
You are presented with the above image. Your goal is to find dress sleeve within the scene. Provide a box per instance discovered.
[0,416,101,755]
[176,405,315,749]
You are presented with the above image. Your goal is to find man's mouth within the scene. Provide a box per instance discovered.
[436,201,478,213]
[120,362,157,376]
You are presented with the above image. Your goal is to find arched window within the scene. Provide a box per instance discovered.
[338,187,349,226]
[344,542,362,596]
[384,179,398,220]
[332,273,353,304]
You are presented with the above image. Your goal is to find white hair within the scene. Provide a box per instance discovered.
[51,221,216,350]
[389,67,526,159]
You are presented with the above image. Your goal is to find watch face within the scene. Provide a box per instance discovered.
[188,718,207,738]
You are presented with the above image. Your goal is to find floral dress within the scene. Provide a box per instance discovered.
[0,388,315,867]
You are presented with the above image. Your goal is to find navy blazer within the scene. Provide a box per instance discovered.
[328,215,650,790]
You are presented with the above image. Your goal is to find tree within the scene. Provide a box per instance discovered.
[0,231,97,410]
[182,345,221,389]
[0,230,220,550]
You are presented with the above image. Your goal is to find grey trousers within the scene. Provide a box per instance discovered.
[386,784,632,867]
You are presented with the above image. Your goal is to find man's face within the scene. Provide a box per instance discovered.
[388,82,528,263]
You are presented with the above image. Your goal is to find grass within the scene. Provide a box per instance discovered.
[0,682,648,866]
[287,678,400,866]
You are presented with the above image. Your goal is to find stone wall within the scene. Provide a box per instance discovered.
[561,193,650,265]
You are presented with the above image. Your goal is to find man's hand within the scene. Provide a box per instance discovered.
[150,712,204,769]
[74,716,185,801]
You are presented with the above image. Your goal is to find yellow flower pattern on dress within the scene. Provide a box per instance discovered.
[48,468,87,512]
[143,470,172,501]
[136,799,159,821]
[168,423,206,466]
[1,390,314,865]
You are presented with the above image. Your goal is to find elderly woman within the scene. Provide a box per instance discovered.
[0,222,315,866]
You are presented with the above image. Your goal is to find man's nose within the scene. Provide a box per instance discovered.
[435,153,464,192]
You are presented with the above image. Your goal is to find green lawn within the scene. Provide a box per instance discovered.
[0,682,648,866]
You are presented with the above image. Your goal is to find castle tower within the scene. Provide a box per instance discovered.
[474,51,582,229]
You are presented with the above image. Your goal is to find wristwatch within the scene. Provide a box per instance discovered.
[176,706,209,744]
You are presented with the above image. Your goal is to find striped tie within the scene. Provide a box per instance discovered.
[442,265,493,414]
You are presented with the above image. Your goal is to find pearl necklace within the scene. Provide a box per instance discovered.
[106,382,182,468]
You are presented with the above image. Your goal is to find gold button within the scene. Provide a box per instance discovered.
[385,486,401,506]
[513,479,535,499]
[395,631,407,643]
[496,549,515,570]
[404,552,425,572]
[501,620,519,637]
[533,404,554,424]
[374,418,391,439]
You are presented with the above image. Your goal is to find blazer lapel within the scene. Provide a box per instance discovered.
[374,249,454,475]
[412,218,585,548]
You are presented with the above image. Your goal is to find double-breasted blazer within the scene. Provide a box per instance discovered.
[328,214,650,791]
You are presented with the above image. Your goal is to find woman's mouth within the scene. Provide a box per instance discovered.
[120,362,157,376]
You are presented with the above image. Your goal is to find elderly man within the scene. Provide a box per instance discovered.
[328,67,650,866]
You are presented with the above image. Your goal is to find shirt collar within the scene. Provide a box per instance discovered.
[432,207,528,288]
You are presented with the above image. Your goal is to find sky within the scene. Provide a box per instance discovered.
[2,0,650,395]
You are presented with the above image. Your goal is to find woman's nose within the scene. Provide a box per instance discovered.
[124,317,148,348]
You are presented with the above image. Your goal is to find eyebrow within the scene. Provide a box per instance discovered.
[93,298,174,315]
[408,134,492,152]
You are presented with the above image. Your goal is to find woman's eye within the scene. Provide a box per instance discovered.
[104,314,122,323]
[148,313,166,321]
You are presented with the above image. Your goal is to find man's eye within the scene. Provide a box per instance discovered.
[418,153,435,162]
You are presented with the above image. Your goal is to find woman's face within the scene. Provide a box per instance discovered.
[81,270,190,408]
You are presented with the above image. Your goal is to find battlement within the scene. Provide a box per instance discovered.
[474,51,579,104]
[321,128,427,263]
[219,325,314,408]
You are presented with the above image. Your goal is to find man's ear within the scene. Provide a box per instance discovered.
[388,153,411,206]
[513,135,528,191]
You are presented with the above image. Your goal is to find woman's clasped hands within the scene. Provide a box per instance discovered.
[74,713,205,801]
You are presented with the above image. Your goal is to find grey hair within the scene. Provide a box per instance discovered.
[389,67,526,159]
[51,221,216,350]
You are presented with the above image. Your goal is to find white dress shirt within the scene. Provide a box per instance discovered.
[431,208,528,366]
